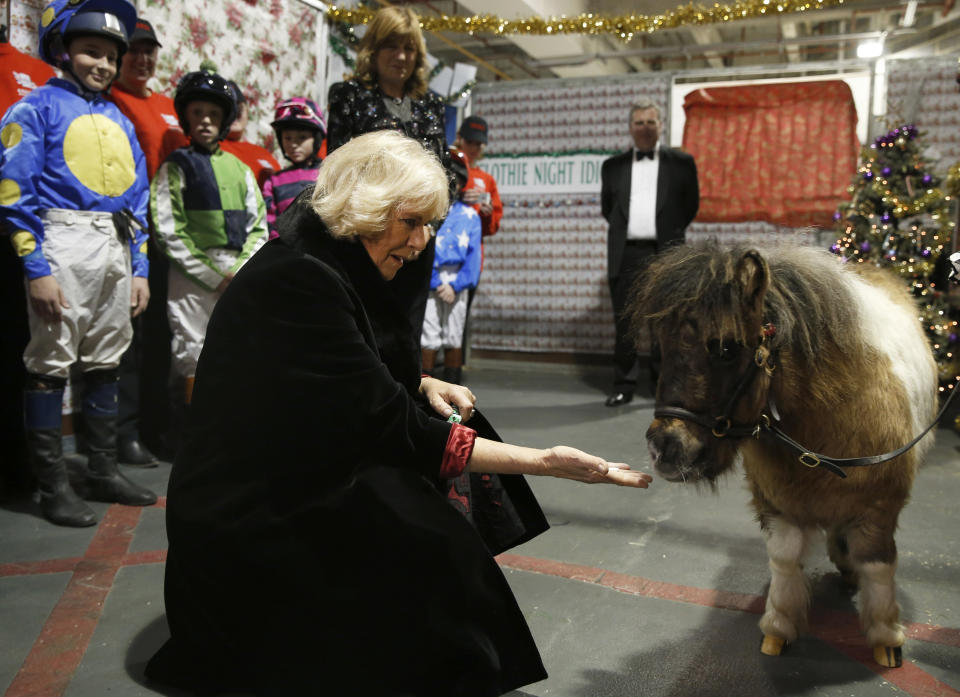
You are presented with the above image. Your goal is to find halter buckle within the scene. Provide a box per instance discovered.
[799,452,821,468]
[752,413,771,438]
[755,346,775,376]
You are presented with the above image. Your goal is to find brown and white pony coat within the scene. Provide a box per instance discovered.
[631,244,937,667]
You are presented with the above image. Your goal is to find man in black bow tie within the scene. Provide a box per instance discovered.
[600,101,699,407]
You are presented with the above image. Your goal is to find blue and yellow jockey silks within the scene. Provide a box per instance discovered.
[0,77,149,280]
[151,144,267,291]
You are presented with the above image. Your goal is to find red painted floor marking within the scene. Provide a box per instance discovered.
[84,504,141,559]
[815,625,960,697]
[497,553,960,697]
[906,622,960,649]
[0,558,81,578]
[808,608,960,696]
[497,552,766,614]
[4,505,143,697]
[812,608,960,649]
[121,549,167,566]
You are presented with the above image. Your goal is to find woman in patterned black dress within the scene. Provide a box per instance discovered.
[326,7,450,167]
[327,6,452,335]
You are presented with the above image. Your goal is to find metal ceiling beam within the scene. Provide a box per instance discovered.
[403,0,946,79]
[598,33,652,73]
[527,29,910,67]
[779,19,802,62]
[686,27,727,68]
[451,0,638,76]
[886,9,960,53]
[415,0,543,78]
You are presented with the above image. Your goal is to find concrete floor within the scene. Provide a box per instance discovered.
[1,360,958,697]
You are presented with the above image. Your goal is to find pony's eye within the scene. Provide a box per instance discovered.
[707,339,740,363]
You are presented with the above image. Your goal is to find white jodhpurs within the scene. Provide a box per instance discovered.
[421,287,468,351]
[166,247,238,378]
[23,209,132,380]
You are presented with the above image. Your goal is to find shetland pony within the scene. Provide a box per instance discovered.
[630,244,938,667]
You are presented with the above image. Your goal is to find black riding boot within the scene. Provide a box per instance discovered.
[78,370,157,506]
[442,348,463,385]
[24,375,96,527]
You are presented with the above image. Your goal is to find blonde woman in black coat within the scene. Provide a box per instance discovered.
[145,130,651,697]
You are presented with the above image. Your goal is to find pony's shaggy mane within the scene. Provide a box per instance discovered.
[628,244,864,364]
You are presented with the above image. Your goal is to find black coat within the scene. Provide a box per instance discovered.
[145,202,548,697]
[601,146,699,279]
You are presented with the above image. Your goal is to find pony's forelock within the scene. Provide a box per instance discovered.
[629,244,862,362]
[629,246,758,349]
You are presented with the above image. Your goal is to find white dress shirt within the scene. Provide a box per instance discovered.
[626,144,659,240]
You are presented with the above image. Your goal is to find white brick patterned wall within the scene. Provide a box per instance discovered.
[469,75,820,355]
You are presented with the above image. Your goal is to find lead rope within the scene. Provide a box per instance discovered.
[762,382,960,478]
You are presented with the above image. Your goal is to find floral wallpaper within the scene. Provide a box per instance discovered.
[7,0,326,156]
[143,0,323,154]
[7,0,45,51]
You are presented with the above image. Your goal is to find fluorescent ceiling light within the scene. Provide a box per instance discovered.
[857,40,884,58]
[902,0,917,27]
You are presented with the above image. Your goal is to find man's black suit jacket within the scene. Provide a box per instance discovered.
[600,146,699,279]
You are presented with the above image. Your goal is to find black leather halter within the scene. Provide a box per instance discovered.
[654,324,776,438]
[653,324,953,478]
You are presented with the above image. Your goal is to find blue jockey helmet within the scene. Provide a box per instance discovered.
[38,0,137,68]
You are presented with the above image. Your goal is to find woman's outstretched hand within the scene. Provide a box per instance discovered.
[420,376,476,422]
[540,446,652,488]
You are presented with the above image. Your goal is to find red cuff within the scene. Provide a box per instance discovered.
[439,423,476,479]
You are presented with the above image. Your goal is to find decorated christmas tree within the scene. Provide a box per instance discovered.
[831,124,959,384]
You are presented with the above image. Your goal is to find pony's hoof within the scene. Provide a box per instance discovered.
[760,634,786,656]
[874,645,903,668]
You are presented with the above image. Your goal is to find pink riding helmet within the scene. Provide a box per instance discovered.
[271,97,326,158]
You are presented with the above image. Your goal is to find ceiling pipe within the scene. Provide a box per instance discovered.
[417,0,539,78]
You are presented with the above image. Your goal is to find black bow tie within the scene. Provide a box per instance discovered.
[636,150,655,161]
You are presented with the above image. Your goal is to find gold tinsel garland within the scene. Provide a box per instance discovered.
[326,0,845,40]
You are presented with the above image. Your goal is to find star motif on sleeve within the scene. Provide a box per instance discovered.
[457,230,470,248]
[463,207,478,219]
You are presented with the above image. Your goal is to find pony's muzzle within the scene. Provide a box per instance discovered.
[646,418,706,482]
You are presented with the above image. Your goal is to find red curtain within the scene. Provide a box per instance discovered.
[682,80,859,228]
